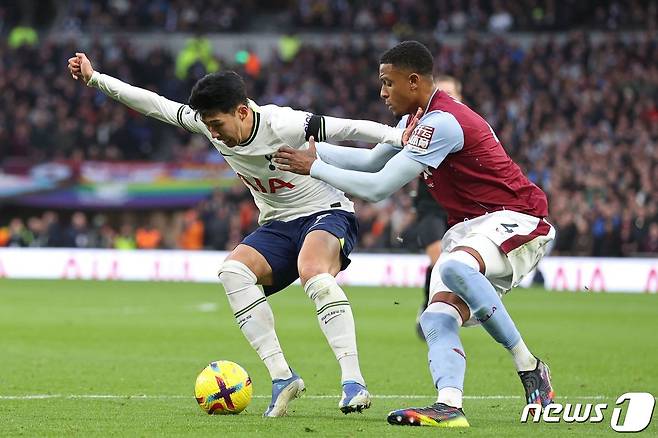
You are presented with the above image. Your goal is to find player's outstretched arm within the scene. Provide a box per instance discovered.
[314,141,400,172]
[275,137,425,202]
[312,143,425,202]
[320,107,421,147]
[275,137,401,174]
[67,52,204,134]
[275,108,423,172]
[276,111,464,201]
[270,107,421,154]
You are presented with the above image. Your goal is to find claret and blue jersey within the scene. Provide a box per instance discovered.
[310,88,548,227]
[403,89,548,226]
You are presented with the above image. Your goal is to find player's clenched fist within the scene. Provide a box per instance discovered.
[67,52,94,84]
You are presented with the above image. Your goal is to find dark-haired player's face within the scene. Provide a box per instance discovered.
[201,104,250,147]
[379,64,416,117]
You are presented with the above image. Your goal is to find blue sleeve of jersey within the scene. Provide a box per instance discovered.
[401,111,464,168]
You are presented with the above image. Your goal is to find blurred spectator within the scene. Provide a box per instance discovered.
[178,209,204,250]
[200,191,232,250]
[0,226,9,246]
[203,205,232,250]
[26,216,47,247]
[7,218,33,247]
[175,36,219,80]
[41,211,68,247]
[135,223,163,249]
[97,221,117,248]
[114,224,136,249]
[640,223,658,253]
[8,25,38,49]
[67,211,92,248]
[278,35,301,62]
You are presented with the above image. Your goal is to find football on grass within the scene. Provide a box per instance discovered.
[195,360,253,414]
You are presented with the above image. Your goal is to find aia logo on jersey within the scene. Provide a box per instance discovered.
[237,173,295,194]
[408,125,434,151]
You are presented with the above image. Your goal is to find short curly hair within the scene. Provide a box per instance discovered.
[380,41,434,76]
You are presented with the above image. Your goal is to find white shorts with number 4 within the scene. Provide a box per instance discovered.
[435,210,555,296]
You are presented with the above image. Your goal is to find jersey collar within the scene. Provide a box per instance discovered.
[237,100,260,147]
[424,87,441,115]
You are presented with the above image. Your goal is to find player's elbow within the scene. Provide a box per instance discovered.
[360,187,389,203]
[363,160,386,173]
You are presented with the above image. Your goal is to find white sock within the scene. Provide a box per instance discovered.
[437,387,463,409]
[509,338,537,372]
[304,273,365,386]
[219,260,292,381]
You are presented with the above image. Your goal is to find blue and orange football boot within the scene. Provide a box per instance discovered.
[518,357,554,414]
[387,402,470,427]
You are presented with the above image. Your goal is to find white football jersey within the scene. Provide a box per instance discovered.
[89,72,403,223]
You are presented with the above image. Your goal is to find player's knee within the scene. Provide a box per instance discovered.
[218,260,257,295]
[439,251,480,289]
[439,260,467,289]
[429,292,470,323]
[303,273,335,301]
[419,303,462,343]
[419,305,459,329]
[298,263,330,286]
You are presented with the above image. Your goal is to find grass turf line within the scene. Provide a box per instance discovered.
[0,279,656,436]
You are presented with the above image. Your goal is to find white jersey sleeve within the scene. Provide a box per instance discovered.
[87,71,206,134]
[268,106,404,148]
[400,111,464,168]
[307,114,409,172]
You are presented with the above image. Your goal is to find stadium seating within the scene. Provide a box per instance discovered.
[0,1,656,256]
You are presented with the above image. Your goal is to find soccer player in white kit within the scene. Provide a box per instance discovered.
[68,53,414,417]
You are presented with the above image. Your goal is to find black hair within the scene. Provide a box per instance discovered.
[188,71,248,115]
[380,41,434,76]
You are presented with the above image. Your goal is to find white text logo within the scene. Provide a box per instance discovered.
[520,392,655,432]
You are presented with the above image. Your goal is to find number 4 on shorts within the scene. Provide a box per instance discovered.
[501,223,519,233]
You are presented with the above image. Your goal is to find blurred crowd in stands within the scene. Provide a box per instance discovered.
[290,0,655,33]
[0,187,259,251]
[8,0,654,33]
[1,2,657,256]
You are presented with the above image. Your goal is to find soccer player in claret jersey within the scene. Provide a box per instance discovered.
[274,41,555,427]
[411,75,461,340]
[68,53,416,417]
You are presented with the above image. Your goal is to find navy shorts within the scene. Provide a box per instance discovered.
[241,209,358,295]
[415,214,448,248]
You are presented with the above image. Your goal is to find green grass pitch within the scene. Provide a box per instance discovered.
[0,279,656,437]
